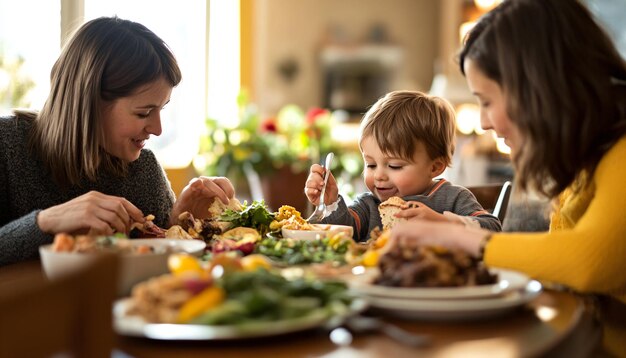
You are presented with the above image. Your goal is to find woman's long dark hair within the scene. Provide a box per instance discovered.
[459,0,626,198]
[28,16,182,187]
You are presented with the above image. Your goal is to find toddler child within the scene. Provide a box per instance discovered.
[304,90,502,242]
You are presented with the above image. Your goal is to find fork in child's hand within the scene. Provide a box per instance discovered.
[306,152,334,224]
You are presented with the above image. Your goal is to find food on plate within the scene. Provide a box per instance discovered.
[254,233,352,266]
[208,197,242,218]
[379,196,409,230]
[165,225,194,240]
[209,238,255,256]
[125,253,354,325]
[129,214,167,238]
[206,227,262,255]
[207,252,244,274]
[375,244,497,288]
[346,227,390,267]
[128,273,202,323]
[219,227,261,242]
[173,211,225,242]
[219,200,276,236]
[240,254,272,271]
[272,205,314,231]
[168,253,207,278]
[51,233,161,254]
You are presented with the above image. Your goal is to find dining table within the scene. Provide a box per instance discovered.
[0,259,602,358]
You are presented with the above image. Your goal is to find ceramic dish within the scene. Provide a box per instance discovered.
[282,224,353,240]
[349,268,531,300]
[113,297,367,340]
[364,280,542,321]
[39,239,206,296]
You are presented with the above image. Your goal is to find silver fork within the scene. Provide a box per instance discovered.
[306,152,334,224]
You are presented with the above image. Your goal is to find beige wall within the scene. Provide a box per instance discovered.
[251,0,441,117]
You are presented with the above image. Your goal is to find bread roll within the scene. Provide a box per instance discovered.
[379,196,408,230]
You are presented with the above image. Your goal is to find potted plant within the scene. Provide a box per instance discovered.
[195,93,350,214]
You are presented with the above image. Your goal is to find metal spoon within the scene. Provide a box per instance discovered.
[306,152,334,223]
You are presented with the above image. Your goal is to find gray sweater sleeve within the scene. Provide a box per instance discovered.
[0,211,53,265]
[321,194,381,242]
[0,123,49,265]
[0,115,176,266]
[451,188,502,232]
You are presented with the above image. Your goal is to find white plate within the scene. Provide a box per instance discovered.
[366,280,542,321]
[113,298,367,340]
[349,268,530,300]
[40,239,206,296]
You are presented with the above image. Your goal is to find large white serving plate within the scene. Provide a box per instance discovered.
[113,298,367,340]
[349,268,531,300]
[365,280,542,321]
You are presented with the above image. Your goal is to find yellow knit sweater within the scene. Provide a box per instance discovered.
[486,137,626,356]
[485,136,626,304]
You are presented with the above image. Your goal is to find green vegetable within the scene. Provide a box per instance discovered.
[219,200,276,235]
[190,268,353,325]
[254,236,348,265]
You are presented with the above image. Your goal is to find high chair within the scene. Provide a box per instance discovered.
[467,181,512,222]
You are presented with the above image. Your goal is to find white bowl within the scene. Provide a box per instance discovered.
[39,239,206,296]
[282,224,353,240]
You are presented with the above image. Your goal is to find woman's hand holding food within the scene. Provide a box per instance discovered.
[304,164,338,206]
[386,220,487,258]
[171,176,235,223]
[37,191,144,236]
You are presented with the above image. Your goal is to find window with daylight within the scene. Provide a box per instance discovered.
[1,0,241,169]
[0,0,60,115]
[85,0,208,168]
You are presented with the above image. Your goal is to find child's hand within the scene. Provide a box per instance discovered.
[304,164,338,206]
[395,201,448,223]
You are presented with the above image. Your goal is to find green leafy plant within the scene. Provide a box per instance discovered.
[197,92,353,176]
[0,52,35,111]
[195,92,365,203]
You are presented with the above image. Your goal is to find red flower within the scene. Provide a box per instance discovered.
[305,107,328,125]
[260,117,278,133]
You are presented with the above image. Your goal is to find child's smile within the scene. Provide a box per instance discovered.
[360,136,445,202]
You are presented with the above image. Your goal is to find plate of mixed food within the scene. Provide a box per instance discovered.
[113,252,366,340]
[346,233,542,321]
[348,242,532,300]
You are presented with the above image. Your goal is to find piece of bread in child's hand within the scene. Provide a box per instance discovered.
[379,196,408,230]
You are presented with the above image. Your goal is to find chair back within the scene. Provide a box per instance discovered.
[467,181,513,222]
[0,254,118,358]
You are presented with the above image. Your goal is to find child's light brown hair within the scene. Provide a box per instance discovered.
[359,90,456,166]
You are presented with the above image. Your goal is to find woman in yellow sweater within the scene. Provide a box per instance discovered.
[390,0,626,355]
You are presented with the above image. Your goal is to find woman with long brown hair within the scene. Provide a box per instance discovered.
[389,0,626,354]
[0,17,235,266]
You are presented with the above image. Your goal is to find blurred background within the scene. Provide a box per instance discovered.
[1,0,624,220]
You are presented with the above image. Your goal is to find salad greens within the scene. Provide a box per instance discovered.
[190,268,352,325]
[254,235,351,266]
[219,200,276,236]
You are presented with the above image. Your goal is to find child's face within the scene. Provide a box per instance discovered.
[361,136,444,202]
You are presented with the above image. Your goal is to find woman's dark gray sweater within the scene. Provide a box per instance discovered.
[0,115,175,266]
